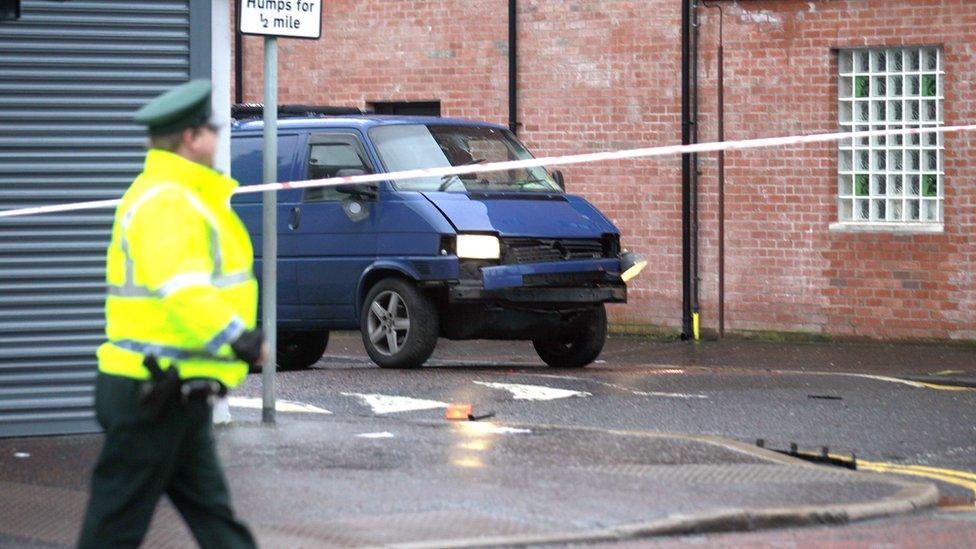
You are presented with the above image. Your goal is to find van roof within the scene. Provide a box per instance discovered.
[231,114,509,133]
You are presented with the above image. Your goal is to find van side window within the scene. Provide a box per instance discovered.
[231,134,299,204]
[305,136,372,202]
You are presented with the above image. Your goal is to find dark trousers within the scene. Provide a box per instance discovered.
[77,372,256,549]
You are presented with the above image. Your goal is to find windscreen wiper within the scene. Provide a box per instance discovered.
[438,158,486,190]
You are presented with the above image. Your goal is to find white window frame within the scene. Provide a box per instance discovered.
[833,46,944,233]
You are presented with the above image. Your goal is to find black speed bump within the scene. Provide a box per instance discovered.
[757,439,858,470]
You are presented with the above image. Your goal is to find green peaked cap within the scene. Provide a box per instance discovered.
[134,79,213,134]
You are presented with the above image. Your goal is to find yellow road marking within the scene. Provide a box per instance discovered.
[849,374,974,392]
[938,506,976,513]
[858,461,976,497]
[915,382,974,392]
[821,452,976,500]
[792,372,975,392]
[897,464,976,482]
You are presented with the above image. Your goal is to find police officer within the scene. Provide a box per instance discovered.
[77,80,265,548]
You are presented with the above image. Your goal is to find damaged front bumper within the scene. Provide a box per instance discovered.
[448,258,627,303]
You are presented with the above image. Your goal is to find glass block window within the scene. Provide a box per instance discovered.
[838,47,943,223]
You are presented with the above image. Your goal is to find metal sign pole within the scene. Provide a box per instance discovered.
[261,35,278,424]
[239,0,320,424]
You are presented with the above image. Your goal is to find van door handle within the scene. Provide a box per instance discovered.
[289,207,301,230]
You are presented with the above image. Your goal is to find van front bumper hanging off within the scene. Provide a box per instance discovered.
[448,284,626,303]
[448,257,626,303]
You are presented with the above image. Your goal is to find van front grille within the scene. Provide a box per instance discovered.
[502,238,604,265]
[523,271,606,286]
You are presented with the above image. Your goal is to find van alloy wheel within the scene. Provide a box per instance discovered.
[366,290,411,356]
[361,278,439,369]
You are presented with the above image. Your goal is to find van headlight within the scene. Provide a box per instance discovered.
[456,234,500,259]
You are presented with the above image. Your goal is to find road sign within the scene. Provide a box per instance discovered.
[239,0,322,40]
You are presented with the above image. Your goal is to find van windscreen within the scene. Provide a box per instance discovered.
[369,124,560,193]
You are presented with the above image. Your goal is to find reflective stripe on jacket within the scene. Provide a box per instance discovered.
[97,149,257,388]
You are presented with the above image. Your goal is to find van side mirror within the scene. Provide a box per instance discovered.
[552,170,565,191]
[335,168,378,200]
[336,168,375,222]
[336,183,378,200]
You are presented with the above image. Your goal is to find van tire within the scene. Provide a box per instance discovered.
[361,278,439,369]
[532,305,607,368]
[275,330,330,371]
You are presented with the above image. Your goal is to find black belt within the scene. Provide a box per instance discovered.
[139,356,226,420]
[180,378,227,403]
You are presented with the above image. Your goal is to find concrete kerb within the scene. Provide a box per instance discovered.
[390,480,934,549]
[229,416,939,548]
[386,483,936,549]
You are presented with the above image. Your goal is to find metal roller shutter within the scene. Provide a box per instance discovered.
[0,0,209,437]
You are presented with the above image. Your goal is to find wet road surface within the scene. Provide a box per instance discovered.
[237,333,976,498]
[2,333,973,547]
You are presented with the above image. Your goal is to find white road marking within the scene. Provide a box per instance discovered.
[528,374,588,382]
[341,393,449,414]
[629,390,708,399]
[838,373,930,388]
[473,381,591,401]
[356,432,395,439]
[228,397,332,414]
[520,373,707,399]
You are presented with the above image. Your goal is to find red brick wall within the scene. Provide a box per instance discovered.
[694,0,976,341]
[234,0,509,122]
[234,0,976,341]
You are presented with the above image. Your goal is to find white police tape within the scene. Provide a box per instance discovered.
[2,124,975,219]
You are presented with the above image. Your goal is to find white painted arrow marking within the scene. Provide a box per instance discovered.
[518,373,707,399]
[356,432,395,439]
[473,381,591,401]
[341,393,449,414]
[228,397,332,414]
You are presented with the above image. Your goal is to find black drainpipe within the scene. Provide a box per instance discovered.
[680,0,695,339]
[703,1,725,337]
[234,25,244,104]
[508,0,518,134]
[691,1,701,336]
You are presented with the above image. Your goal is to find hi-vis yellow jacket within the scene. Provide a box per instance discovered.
[96,149,257,388]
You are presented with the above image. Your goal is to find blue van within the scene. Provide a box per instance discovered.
[230,112,644,369]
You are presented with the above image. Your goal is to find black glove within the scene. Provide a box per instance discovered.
[230,328,265,366]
